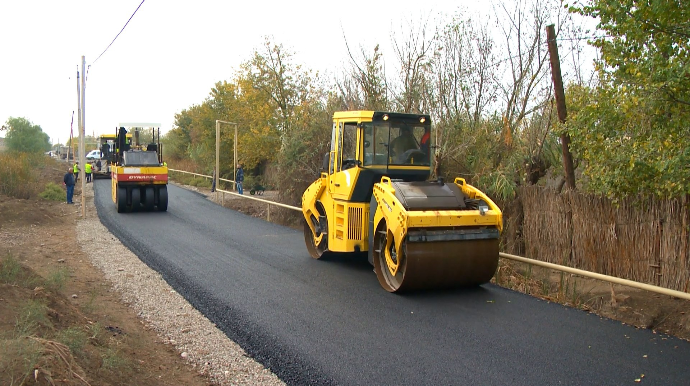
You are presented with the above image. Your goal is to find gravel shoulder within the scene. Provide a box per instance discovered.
[78,181,284,386]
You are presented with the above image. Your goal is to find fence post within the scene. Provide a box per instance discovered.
[267,204,271,222]
[222,191,224,206]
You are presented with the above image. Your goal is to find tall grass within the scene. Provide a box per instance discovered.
[15,300,51,337]
[0,152,44,199]
[0,254,22,284]
[44,267,69,292]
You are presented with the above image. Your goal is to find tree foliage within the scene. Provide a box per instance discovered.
[567,0,690,198]
[168,1,595,204]
[3,117,51,153]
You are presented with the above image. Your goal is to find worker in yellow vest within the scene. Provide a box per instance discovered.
[85,162,92,183]
[73,162,80,182]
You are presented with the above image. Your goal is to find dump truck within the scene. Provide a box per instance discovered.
[302,111,503,292]
[110,124,168,212]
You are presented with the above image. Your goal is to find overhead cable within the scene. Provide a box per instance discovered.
[92,0,146,64]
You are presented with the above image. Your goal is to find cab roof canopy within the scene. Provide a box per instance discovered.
[118,123,161,128]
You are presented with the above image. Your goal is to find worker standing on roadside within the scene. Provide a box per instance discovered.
[73,162,80,183]
[236,163,244,195]
[85,162,92,183]
[63,168,75,204]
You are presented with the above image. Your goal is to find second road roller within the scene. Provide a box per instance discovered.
[111,124,169,213]
[302,111,503,292]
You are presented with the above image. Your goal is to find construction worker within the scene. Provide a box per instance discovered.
[420,127,430,155]
[84,162,92,183]
[73,162,80,182]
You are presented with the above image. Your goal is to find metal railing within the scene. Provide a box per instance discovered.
[168,168,689,300]
[168,168,300,221]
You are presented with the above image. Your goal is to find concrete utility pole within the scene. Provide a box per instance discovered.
[76,72,81,164]
[80,56,86,217]
[546,24,576,191]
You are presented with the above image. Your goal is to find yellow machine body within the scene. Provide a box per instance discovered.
[110,125,169,213]
[302,111,503,292]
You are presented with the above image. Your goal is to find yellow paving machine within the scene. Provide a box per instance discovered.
[111,124,168,212]
[302,111,503,292]
[92,132,133,179]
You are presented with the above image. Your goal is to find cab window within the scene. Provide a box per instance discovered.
[362,122,391,166]
[340,123,358,170]
[388,124,430,166]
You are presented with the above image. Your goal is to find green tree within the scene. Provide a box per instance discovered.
[567,0,690,198]
[3,117,51,153]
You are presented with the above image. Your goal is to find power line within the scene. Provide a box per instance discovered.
[92,0,146,64]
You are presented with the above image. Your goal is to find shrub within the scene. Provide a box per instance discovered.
[0,152,42,199]
[39,182,66,201]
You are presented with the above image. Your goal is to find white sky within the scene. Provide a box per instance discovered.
[0,0,467,144]
[0,1,592,145]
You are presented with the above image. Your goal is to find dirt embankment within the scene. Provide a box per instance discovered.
[0,167,211,385]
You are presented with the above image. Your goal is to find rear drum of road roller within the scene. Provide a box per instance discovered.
[157,186,168,211]
[373,223,499,292]
[131,187,141,210]
[144,187,155,211]
[304,217,329,259]
[116,186,127,213]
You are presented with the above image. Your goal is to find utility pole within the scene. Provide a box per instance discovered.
[80,56,86,217]
[546,24,576,191]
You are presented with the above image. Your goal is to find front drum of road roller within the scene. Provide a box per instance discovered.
[373,228,499,292]
[371,179,502,293]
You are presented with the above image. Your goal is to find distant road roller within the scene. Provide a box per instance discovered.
[111,124,168,213]
[301,111,503,292]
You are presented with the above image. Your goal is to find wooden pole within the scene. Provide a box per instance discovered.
[80,56,86,217]
[546,24,576,191]
[215,120,219,202]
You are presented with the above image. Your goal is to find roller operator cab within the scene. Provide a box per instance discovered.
[301,111,503,292]
[111,124,168,213]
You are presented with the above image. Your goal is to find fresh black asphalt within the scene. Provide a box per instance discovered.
[93,180,690,386]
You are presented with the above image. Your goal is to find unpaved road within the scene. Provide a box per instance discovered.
[93,180,690,386]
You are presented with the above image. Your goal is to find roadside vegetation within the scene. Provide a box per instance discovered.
[163,0,688,202]
[0,152,44,199]
[1,117,71,201]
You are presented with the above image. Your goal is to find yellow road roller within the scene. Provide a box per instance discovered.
[302,111,502,292]
[111,125,168,213]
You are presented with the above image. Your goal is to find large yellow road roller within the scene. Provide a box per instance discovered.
[111,125,168,213]
[302,111,502,292]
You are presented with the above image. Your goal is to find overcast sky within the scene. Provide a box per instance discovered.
[0,0,468,144]
[1,1,591,146]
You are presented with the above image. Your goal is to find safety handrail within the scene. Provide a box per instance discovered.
[499,252,690,300]
[168,168,300,211]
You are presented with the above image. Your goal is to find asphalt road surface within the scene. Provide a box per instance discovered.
[93,180,690,386]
